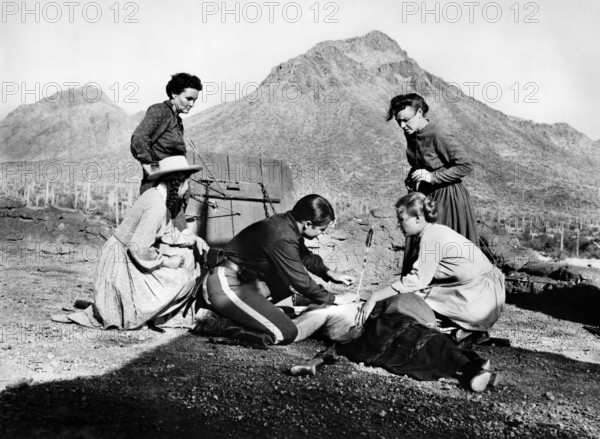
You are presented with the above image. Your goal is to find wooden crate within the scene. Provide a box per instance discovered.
[183,151,295,247]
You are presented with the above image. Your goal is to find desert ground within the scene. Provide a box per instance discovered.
[1,246,599,438]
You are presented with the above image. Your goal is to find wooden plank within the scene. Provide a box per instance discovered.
[205,198,236,247]
[193,181,281,202]
[280,161,296,212]
[233,156,267,235]
[183,148,297,245]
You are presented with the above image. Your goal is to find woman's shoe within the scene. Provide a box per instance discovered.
[460,357,498,392]
[469,370,500,392]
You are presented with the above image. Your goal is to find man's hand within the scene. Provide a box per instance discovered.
[162,255,184,269]
[333,292,360,305]
[327,270,355,286]
[355,298,376,327]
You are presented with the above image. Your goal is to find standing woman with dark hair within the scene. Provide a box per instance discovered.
[55,156,208,330]
[387,93,479,274]
[193,194,357,346]
[131,72,203,194]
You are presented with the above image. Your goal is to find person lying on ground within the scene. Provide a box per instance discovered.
[52,156,208,330]
[357,192,505,345]
[292,293,499,392]
[192,194,358,346]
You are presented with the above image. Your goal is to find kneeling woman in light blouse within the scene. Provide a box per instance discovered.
[357,192,505,338]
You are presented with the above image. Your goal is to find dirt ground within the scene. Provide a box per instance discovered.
[1,258,599,439]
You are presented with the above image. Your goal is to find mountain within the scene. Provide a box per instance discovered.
[182,31,600,215]
[0,87,140,162]
[1,31,598,217]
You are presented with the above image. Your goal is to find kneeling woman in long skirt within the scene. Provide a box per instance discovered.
[56,156,208,330]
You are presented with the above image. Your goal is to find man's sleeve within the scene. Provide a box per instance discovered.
[298,238,330,279]
[130,105,169,164]
[269,239,335,304]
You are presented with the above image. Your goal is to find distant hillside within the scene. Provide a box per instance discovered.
[1,31,598,217]
[0,87,141,162]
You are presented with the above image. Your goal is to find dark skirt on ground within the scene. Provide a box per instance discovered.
[336,301,468,381]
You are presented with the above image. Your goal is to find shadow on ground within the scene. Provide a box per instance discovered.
[507,285,600,326]
[1,331,598,439]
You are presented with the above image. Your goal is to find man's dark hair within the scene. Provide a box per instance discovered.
[292,194,335,226]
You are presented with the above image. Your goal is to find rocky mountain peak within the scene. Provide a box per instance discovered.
[264,30,410,87]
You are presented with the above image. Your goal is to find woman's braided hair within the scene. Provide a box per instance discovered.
[162,172,190,218]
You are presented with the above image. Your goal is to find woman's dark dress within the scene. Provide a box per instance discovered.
[402,120,479,274]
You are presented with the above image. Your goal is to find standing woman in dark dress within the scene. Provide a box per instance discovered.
[131,73,202,194]
[386,93,479,274]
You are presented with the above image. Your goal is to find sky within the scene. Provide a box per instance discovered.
[1,0,599,139]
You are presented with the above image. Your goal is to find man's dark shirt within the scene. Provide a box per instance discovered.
[225,211,335,304]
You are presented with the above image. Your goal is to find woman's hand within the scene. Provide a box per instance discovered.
[333,292,360,305]
[411,169,433,184]
[355,298,376,328]
[162,255,184,269]
[327,270,355,286]
[195,236,209,256]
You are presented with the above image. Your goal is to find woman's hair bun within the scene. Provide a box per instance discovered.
[394,192,438,223]
[422,196,438,222]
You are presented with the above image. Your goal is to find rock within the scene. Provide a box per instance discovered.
[331,229,350,241]
[0,196,27,210]
[370,207,395,219]
[519,262,565,278]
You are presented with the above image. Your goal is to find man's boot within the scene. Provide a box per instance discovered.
[192,309,275,347]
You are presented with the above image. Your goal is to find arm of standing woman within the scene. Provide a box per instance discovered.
[430,131,473,185]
